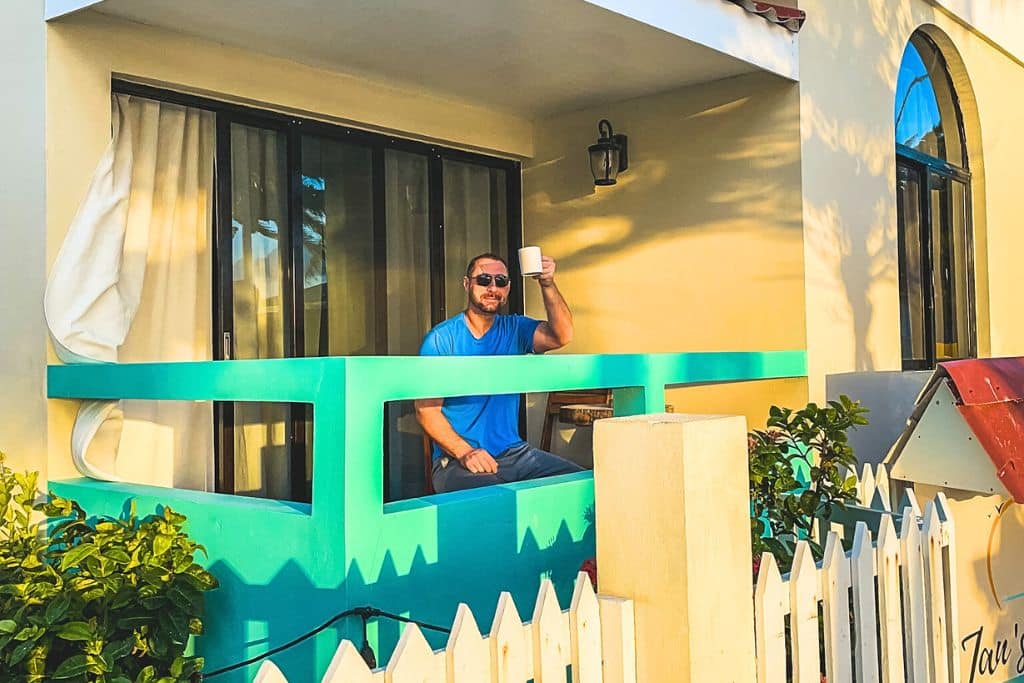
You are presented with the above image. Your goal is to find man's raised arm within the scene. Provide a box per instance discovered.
[532,256,573,353]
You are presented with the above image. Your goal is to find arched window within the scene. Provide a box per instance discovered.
[895,32,974,370]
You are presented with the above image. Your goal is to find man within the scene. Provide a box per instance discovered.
[415,252,583,493]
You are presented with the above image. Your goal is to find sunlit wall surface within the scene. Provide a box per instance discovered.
[799,0,1024,399]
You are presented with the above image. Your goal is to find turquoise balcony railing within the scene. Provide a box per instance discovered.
[47,351,805,681]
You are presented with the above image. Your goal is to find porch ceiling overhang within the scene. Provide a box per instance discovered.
[46,0,798,117]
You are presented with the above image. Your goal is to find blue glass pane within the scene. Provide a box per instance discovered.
[895,41,943,158]
[894,35,965,165]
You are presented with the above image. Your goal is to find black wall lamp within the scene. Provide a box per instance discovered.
[588,119,628,186]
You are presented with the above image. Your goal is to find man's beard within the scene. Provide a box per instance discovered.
[469,292,505,314]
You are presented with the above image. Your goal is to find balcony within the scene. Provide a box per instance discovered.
[47,350,804,680]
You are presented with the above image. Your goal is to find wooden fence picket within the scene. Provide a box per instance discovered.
[876,514,906,683]
[596,596,636,683]
[936,493,962,683]
[569,572,603,683]
[445,603,489,683]
[821,532,853,683]
[490,591,528,683]
[901,507,930,682]
[899,488,922,516]
[753,552,787,683]
[858,463,877,507]
[253,661,288,683]
[789,541,821,683]
[923,502,951,683]
[532,579,569,682]
[321,640,377,683]
[386,623,442,682]
[874,465,891,511]
[850,523,879,683]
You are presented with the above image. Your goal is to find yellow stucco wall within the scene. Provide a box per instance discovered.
[799,0,1024,399]
[43,10,535,479]
[0,0,47,473]
[523,72,809,440]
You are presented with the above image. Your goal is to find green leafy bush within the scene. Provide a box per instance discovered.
[0,455,219,682]
[748,396,869,571]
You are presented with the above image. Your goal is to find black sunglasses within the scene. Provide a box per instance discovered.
[472,273,510,288]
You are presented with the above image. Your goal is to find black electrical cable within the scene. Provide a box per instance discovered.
[367,608,452,634]
[200,606,451,679]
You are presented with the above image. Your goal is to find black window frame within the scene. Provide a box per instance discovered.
[111,79,525,501]
[894,32,975,371]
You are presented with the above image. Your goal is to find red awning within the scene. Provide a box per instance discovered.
[726,0,806,33]
[938,357,1024,503]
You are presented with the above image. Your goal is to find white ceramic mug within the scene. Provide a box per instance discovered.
[518,246,543,276]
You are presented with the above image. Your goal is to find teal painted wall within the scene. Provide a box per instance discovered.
[48,351,805,680]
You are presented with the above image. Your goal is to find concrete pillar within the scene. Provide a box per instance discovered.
[593,413,756,683]
[0,0,47,474]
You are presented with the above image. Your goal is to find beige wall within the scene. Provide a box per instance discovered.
[0,1,48,473]
[932,0,1024,61]
[43,11,535,479]
[800,0,1024,400]
[523,72,808,439]
[914,483,1024,683]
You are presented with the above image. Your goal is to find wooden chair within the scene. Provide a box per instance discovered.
[540,389,613,452]
[422,433,436,495]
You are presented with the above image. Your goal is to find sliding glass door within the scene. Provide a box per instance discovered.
[166,101,520,502]
[220,122,296,501]
[382,157,517,499]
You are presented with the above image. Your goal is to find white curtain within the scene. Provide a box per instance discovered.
[45,93,215,489]
[442,160,497,317]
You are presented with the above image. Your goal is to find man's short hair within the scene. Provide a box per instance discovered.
[465,252,508,277]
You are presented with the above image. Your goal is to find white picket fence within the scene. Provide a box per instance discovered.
[252,572,636,682]
[853,462,892,510]
[250,462,955,683]
[755,484,960,683]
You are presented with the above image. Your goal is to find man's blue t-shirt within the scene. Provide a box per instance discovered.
[419,312,540,461]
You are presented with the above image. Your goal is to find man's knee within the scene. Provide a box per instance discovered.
[522,447,585,477]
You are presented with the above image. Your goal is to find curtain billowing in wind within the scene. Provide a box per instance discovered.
[44,93,214,489]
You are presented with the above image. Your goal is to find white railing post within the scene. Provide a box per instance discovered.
[593,413,755,683]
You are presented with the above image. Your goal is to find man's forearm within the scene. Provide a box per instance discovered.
[415,403,472,458]
[540,281,573,345]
